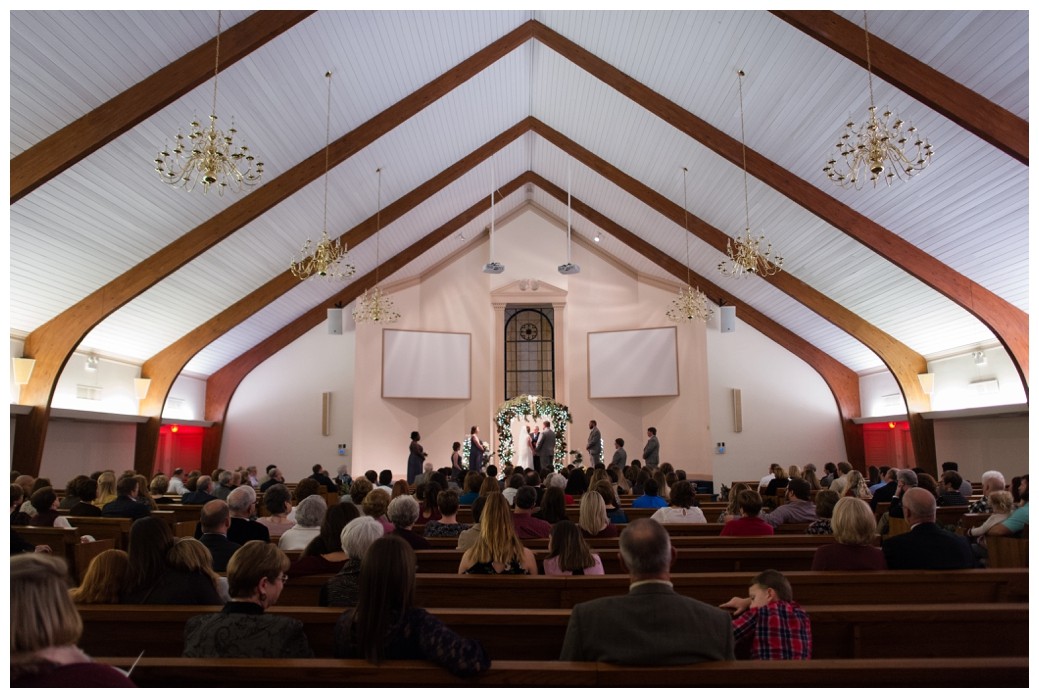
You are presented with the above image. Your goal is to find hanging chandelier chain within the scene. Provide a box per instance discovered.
[738,70,750,233]
[211,10,221,117]
[322,72,332,235]
[375,167,382,285]
[863,10,876,109]
[682,166,690,287]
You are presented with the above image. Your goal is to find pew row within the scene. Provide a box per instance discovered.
[94,657,1028,688]
[276,568,1030,608]
[12,526,116,582]
[78,603,1027,662]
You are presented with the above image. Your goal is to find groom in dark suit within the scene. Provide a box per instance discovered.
[559,519,735,664]
[535,421,555,475]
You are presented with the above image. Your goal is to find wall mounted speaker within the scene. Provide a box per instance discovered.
[327,308,343,335]
[720,305,736,333]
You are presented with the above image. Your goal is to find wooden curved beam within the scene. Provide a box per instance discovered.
[11,11,315,203]
[200,174,533,466]
[531,122,935,470]
[134,120,533,472]
[771,10,1027,165]
[532,20,1028,394]
[13,20,538,477]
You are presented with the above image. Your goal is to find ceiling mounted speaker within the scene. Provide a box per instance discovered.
[720,305,736,333]
[557,262,580,275]
[482,262,504,274]
[327,307,343,335]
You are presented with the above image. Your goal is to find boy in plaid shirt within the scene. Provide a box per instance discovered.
[720,569,812,659]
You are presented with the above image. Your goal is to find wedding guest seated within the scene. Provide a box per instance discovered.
[390,479,410,500]
[100,475,150,520]
[181,475,217,504]
[579,490,621,538]
[651,480,707,524]
[322,516,384,607]
[459,492,538,574]
[594,480,628,524]
[388,495,431,550]
[806,490,840,535]
[225,486,271,545]
[966,491,1014,554]
[631,479,667,509]
[148,475,173,505]
[763,466,790,498]
[68,477,102,517]
[761,478,817,527]
[937,471,970,506]
[717,483,750,523]
[882,488,974,570]
[546,473,575,504]
[70,549,129,604]
[121,517,222,605]
[424,490,471,537]
[335,536,490,676]
[512,486,552,539]
[721,569,812,659]
[811,497,886,571]
[29,487,73,528]
[416,482,442,524]
[59,475,88,509]
[841,470,873,501]
[288,478,321,521]
[362,488,394,534]
[456,496,486,552]
[290,502,360,576]
[534,486,569,526]
[278,495,327,551]
[502,473,525,505]
[257,484,294,537]
[720,491,773,536]
[985,474,1028,539]
[197,500,240,573]
[544,520,604,576]
[344,476,373,506]
[458,471,484,505]
[184,542,313,658]
[169,537,228,602]
[11,555,135,687]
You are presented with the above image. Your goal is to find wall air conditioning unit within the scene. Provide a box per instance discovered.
[76,385,103,401]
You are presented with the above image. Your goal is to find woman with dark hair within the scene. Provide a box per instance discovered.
[544,520,604,576]
[806,490,841,535]
[69,477,102,517]
[290,502,361,576]
[651,480,707,524]
[564,468,588,497]
[30,488,73,528]
[469,426,485,473]
[458,471,483,505]
[534,486,568,526]
[122,517,222,604]
[425,489,470,537]
[258,484,294,536]
[450,442,464,478]
[801,464,821,491]
[417,482,442,524]
[390,480,410,500]
[59,475,89,510]
[184,542,313,658]
[407,431,426,485]
[334,536,489,675]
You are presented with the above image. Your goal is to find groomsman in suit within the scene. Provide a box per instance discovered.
[536,421,555,475]
[643,427,660,469]
[587,420,603,466]
[610,438,627,469]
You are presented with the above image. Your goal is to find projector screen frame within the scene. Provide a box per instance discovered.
[586,325,680,399]
[381,329,472,400]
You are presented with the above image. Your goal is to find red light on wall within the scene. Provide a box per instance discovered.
[888,422,896,429]
[171,425,179,433]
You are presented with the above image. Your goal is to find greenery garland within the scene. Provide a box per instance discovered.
[493,395,572,471]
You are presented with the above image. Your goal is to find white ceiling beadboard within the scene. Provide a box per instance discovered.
[9,10,1028,393]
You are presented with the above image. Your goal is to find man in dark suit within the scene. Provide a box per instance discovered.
[609,438,627,469]
[101,475,151,520]
[535,421,555,475]
[882,487,974,570]
[198,500,240,573]
[309,464,336,491]
[226,486,271,545]
[559,518,735,664]
[870,468,899,511]
[182,476,218,504]
[642,427,660,469]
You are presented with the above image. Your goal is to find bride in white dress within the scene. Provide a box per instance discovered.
[513,420,534,470]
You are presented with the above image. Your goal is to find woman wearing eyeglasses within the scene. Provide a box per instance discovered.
[183,541,313,658]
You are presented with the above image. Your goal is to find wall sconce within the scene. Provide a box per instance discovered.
[134,378,151,400]
[972,351,986,366]
[918,372,935,395]
[85,353,100,371]
[12,358,36,385]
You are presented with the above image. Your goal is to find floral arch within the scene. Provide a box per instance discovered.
[463,395,572,472]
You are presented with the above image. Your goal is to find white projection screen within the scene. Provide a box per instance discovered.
[587,327,679,398]
[382,329,471,399]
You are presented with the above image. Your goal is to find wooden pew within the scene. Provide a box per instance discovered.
[77,603,1027,662]
[94,656,1028,688]
[276,568,1029,608]
[12,526,116,582]
[65,516,202,549]
[986,536,1028,568]
[417,533,843,549]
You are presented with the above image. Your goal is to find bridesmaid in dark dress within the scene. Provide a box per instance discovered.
[407,432,425,484]
[469,426,485,473]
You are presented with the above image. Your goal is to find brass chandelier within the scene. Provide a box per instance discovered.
[353,168,400,324]
[154,11,264,194]
[290,71,355,281]
[718,70,783,279]
[823,11,933,188]
[666,167,713,323]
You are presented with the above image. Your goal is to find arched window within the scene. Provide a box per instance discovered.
[504,307,554,399]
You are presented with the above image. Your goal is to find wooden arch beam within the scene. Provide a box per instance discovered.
[532,20,1029,394]
[531,121,934,471]
[200,173,534,466]
[133,120,533,473]
[527,173,866,465]
[12,20,538,477]
[772,10,1028,165]
[10,11,315,203]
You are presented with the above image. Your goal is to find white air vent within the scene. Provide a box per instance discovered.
[166,397,185,410]
[970,379,1000,394]
[76,384,103,401]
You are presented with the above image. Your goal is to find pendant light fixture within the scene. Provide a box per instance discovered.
[667,167,713,323]
[482,163,504,274]
[558,162,580,275]
[352,168,400,324]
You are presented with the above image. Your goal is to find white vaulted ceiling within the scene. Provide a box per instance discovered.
[8,10,1029,382]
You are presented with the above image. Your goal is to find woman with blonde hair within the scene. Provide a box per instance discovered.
[544,520,604,576]
[169,537,228,600]
[70,549,129,604]
[811,497,885,570]
[801,464,821,491]
[12,555,135,686]
[651,469,670,500]
[842,470,872,501]
[93,471,117,509]
[718,482,750,523]
[458,492,537,575]
[579,490,621,538]
[593,480,628,524]
[788,465,801,480]
[764,465,790,497]
[478,474,500,498]
[966,491,1015,550]
[361,488,393,533]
